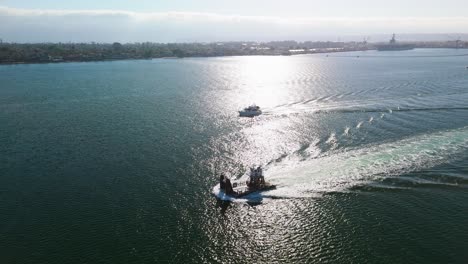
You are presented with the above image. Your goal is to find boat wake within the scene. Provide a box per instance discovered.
[236,126,468,200]
[262,92,468,116]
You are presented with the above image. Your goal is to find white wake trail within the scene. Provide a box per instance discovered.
[264,127,468,197]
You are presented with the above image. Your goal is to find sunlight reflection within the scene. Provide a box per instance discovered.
[236,56,298,108]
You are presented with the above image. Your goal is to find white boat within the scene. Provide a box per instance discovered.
[239,105,262,117]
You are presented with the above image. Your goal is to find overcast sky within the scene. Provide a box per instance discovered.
[1,0,468,43]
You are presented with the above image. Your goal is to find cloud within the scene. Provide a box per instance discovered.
[1,6,468,42]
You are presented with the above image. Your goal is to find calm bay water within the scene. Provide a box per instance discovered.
[1,49,468,263]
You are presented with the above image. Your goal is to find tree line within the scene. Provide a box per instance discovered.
[0,41,364,64]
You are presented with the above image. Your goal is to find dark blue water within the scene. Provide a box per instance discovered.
[1,49,468,263]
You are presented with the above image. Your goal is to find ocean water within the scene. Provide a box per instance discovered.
[0,49,467,263]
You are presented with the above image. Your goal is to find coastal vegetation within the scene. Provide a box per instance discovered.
[0,40,466,64]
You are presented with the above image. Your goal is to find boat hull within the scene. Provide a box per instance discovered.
[239,110,262,117]
[213,181,275,200]
[376,44,415,51]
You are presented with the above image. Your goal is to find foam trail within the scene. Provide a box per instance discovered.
[265,127,468,197]
[343,127,350,135]
[269,92,468,117]
[325,133,337,145]
[356,121,364,128]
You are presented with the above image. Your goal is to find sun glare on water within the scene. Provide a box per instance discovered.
[235,56,299,108]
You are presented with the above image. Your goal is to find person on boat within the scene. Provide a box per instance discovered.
[247,167,256,187]
[225,177,235,195]
[257,166,264,185]
[219,174,226,190]
[247,166,262,188]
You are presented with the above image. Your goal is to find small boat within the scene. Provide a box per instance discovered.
[239,105,262,117]
[214,166,275,200]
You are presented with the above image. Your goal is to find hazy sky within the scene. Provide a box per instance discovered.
[1,0,468,42]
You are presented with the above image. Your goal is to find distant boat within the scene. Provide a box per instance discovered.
[239,105,262,117]
[376,34,415,51]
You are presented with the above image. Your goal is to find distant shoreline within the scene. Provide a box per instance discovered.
[1,40,466,66]
[0,48,363,65]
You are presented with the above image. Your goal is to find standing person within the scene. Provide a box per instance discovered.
[225,177,235,195]
[219,174,226,190]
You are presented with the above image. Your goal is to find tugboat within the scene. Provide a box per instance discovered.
[239,105,262,117]
[214,166,276,200]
